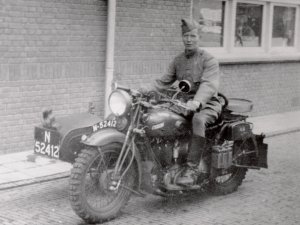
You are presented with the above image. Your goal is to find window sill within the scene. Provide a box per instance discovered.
[215,52,300,65]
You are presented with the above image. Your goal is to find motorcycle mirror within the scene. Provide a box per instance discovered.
[178,80,192,93]
[113,82,131,92]
[112,82,118,90]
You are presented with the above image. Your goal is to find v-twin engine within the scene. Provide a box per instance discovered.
[150,138,189,167]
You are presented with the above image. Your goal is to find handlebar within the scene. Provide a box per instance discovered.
[163,98,200,112]
[141,97,198,116]
[114,84,199,113]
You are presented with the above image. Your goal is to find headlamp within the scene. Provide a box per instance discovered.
[108,90,132,116]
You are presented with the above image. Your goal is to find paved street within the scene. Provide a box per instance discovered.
[0,132,299,225]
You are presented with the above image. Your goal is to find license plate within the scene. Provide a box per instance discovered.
[92,120,117,132]
[34,127,61,159]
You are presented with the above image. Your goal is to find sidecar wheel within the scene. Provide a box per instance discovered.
[69,143,137,224]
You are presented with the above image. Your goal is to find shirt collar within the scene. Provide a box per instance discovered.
[184,48,199,58]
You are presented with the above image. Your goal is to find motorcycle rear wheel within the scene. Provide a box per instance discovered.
[210,167,247,195]
[69,143,137,224]
[210,141,248,195]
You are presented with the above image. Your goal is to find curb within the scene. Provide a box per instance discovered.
[0,171,70,191]
[264,127,300,138]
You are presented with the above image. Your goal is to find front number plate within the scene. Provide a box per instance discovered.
[34,127,61,159]
[92,120,117,132]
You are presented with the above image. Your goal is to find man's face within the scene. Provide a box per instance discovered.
[182,29,199,50]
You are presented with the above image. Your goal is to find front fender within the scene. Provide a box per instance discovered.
[83,128,145,196]
[83,128,125,147]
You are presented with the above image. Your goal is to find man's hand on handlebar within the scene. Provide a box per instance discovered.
[137,87,150,95]
[186,100,201,112]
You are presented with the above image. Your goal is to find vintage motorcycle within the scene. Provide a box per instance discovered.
[67,80,268,223]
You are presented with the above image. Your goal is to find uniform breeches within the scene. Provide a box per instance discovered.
[192,98,222,137]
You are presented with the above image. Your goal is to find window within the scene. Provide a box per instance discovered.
[193,0,226,47]
[272,6,296,47]
[191,0,300,62]
[235,3,263,47]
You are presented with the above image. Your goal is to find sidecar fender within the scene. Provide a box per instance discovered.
[82,128,125,147]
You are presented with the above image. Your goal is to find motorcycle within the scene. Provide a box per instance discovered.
[66,80,268,223]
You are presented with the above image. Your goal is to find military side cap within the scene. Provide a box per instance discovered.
[181,18,199,34]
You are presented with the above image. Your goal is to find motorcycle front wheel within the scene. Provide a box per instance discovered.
[69,143,137,224]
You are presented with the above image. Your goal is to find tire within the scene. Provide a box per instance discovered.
[69,143,137,224]
[210,167,247,195]
[210,141,248,195]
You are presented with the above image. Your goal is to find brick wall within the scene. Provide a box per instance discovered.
[114,0,191,87]
[0,0,107,154]
[220,62,300,116]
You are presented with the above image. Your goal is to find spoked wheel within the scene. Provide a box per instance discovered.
[210,167,247,195]
[69,143,137,224]
[210,141,248,195]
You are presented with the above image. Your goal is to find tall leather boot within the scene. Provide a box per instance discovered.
[176,135,207,185]
[187,135,206,165]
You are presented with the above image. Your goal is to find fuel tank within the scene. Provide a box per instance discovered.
[144,109,191,137]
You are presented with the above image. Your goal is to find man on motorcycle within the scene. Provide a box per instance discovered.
[152,18,222,184]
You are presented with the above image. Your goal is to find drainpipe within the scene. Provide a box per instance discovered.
[104,0,116,117]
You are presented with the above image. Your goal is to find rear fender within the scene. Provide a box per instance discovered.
[250,134,268,168]
[233,134,268,169]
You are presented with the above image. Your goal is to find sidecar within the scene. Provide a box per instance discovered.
[33,111,116,163]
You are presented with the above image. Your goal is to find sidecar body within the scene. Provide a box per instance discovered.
[33,112,108,163]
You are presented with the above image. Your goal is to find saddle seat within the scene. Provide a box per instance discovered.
[207,98,253,129]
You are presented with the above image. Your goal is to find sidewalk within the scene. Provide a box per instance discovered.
[0,152,71,190]
[0,110,300,190]
[248,110,300,137]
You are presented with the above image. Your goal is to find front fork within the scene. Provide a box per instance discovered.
[110,104,142,191]
[112,126,135,181]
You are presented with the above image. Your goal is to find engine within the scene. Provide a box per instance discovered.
[150,138,173,167]
[150,137,189,167]
[149,137,190,191]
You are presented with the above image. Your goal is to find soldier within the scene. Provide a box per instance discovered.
[153,18,222,184]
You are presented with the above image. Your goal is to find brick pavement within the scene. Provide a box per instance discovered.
[0,132,299,225]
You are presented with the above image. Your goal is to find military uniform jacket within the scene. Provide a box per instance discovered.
[154,48,220,109]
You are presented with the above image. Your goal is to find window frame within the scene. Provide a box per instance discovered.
[231,0,267,53]
[269,3,299,53]
[192,0,300,63]
[193,0,229,54]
